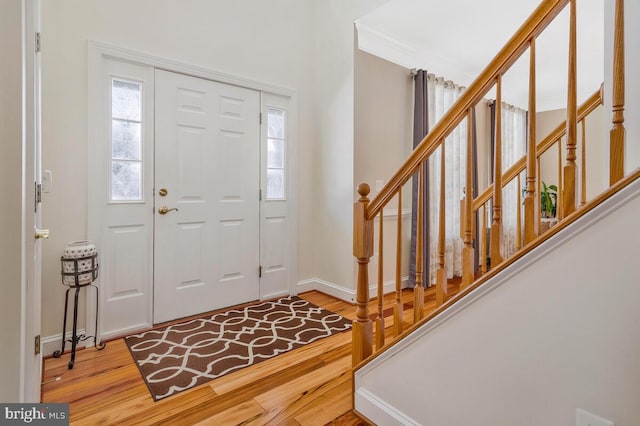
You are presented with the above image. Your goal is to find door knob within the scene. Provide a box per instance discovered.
[158,206,179,215]
[35,228,50,239]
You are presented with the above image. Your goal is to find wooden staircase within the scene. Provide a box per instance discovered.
[351,0,630,380]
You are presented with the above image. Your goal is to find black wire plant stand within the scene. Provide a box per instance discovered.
[52,253,106,369]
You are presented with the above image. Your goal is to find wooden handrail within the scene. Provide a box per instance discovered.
[365,0,569,220]
[472,88,602,211]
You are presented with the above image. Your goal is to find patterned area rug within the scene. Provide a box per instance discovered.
[125,296,352,401]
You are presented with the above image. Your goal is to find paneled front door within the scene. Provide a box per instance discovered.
[153,70,260,323]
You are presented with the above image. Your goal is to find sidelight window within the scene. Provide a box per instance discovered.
[110,79,143,201]
[266,108,286,200]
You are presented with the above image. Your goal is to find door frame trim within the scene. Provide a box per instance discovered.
[88,41,298,337]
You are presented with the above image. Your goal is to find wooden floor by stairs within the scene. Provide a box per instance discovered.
[42,283,460,425]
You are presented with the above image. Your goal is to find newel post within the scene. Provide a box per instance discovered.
[353,183,374,366]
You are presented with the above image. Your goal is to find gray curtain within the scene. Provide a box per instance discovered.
[409,70,429,288]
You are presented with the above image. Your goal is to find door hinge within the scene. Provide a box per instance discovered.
[259,265,263,278]
[35,182,42,212]
[34,335,41,355]
[259,188,262,201]
[35,32,41,53]
[259,112,263,125]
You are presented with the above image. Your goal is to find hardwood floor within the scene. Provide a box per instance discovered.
[42,284,459,425]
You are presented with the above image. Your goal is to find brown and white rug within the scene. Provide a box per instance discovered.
[125,296,351,401]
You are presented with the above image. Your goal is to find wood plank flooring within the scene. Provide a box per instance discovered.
[42,284,459,425]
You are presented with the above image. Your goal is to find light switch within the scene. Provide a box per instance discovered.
[576,408,615,426]
[42,170,53,193]
[375,179,384,192]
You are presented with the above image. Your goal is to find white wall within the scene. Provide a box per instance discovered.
[41,0,317,340]
[356,177,640,425]
[0,0,25,402]
[354,49,413,288]
[310,0,389,297]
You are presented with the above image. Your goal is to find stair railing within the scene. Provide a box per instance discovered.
[352,0,626,367]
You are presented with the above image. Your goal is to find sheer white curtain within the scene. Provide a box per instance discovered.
[500,103,527,259]
[427,76,467,281]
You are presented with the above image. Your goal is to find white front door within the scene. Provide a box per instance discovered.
[153,70,261,323]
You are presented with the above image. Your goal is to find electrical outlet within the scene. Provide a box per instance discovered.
[576,408,615,426]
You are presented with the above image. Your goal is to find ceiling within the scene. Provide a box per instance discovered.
[356,0,604,111]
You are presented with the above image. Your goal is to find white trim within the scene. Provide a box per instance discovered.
[355,388,421,426]
[89,41,296,97]
[99,324,153,342]
[297,276,410,304]
[355,174,640,418]
[297,278,355,303]
[21,0,42,403]
[261,290,292,301]
[355,21,418,70]
[41,329,87,357]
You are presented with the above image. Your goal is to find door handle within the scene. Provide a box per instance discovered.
[35,228,50,239]
[158,206,179,215]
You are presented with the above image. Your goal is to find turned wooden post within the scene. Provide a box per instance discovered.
[393,190,403,338]
[524,37,538,244]
[376,210,384,351]
[490,76,504,267]
[353,183,373,366]
[558,139,564,220]
[461,110,475,288]
[563,0,578,217]
[610,0,625,185]
[436,144,446,305]
[580,119,587,207]
[414,165,425,322]
[480,204,487,274]
[516,174,522,251]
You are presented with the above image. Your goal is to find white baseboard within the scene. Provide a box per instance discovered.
[297,276,410,304]
[261,290,292,300]
[297,278,355,302]
[355,388,421,426]
[42,329,88,356]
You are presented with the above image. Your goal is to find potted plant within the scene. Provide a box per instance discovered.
[539,181,558,218]
[522,181,558,233]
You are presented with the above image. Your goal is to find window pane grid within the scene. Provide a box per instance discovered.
[266,108,286,200]
[111,78,143,202]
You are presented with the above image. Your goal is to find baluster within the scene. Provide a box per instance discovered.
[580,119,587,207]
[563,0,577,216]
[436,143,446,305]
[462,110,474,288]
[557,139,563,220]
[610,0,625,184]
[480,204,487,275]
[353,183,373,366]
[524,37,538,244]
[490,76,504,267]
[376,209,384,351]
[393,190,403,337]
[516,174,522,251]
[537,157,542,233]
[414,164,425,322]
